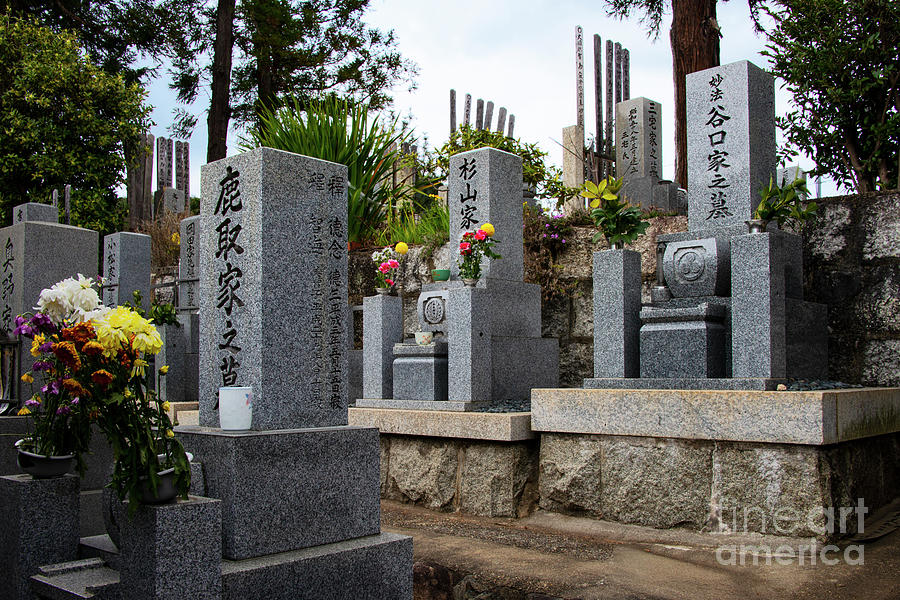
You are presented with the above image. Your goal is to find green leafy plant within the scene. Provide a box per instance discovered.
[754,175,818,228]
[423,125,579,206]
[242,96,411,243]
[582,177,649,246]
[375,197,450,247]
[523,204,577,302]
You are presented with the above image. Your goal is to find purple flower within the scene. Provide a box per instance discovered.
[71,398,80,406]
[41,380,61,395]
[31,313,57,334]
[56,405,71,416]
[544,224,550,228]
[25,398,40,408]
[38,341,53,353]
[32,361,53,372]
[12,320,34,337]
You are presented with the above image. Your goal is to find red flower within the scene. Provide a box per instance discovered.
[463,231,474,239]
[475,229,487,241]
[385,278,394,286]
[459,241,472,253]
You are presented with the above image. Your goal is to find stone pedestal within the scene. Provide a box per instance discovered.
[392,342,448,402]
[591,249,641,378]
[731,233,786,378]
[448,287,492,404]
[13,202,58,224]
[0,474,80,600]
[178,426,381,560]
[362,294,403,399]
[119,496,222,600]
[639,303,727,378]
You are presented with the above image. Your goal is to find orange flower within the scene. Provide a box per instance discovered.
[52,341,82,371]
[91,369,114,386]
[62,378,91,398]
[82,341,104,356]
[61,322,96,346]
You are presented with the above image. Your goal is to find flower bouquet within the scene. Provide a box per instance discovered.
[371,242,409,292]
[15,275,190,511]
[457,223,501,282]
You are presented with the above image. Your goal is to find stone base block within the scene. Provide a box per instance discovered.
[584,377,783,390]
[176,426,381,560]
[639,303,727,378]
[221,532,412,600]
[120,496,222,600]
[392,342,448,402]
[0,474,80,600]
[492,336,558,402]
[538,430,900,538]
[355,398,488,412]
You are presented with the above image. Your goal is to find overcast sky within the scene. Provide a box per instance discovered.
[142,0,840,198]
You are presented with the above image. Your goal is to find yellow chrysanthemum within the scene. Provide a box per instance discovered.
[171,232,181,245]
[21,373,33,383]
[395,241,409,255]
[30,334,46,358]
[480,223,495,237]
[130,358,149,379]
[17,406,31,416]
[159,365,169,375]
[162,401,171,412]
[132,329,162,355]
[165,429,175,438]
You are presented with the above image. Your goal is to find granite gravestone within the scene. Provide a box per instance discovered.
[102,232,151,312]
[686,60,775,232]
[156,137,173,190]
[198,147,348,430]
[0,219,98,404]
[14,203,57,224]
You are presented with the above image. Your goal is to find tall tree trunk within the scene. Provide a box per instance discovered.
[670,0,720,189]
[207,0,236,162]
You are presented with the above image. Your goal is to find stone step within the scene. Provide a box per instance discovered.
[176,409,199,426]
[31,557,119,599]
[167,401,198,424]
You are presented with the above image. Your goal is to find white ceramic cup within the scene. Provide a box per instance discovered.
[219,386,253,430]
[415,331,434,345]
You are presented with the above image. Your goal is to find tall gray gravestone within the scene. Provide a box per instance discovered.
[0,212,98,404]
[686,60,776,232]
[102,232,151,312]
[180,147,412,597]
[198,147,348,430]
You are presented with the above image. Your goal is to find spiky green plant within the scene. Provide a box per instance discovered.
[242,96,411,242]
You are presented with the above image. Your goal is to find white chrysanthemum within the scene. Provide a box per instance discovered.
[35,274,101,324]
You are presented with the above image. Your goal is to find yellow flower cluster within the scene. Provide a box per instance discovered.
[91,306,162,357]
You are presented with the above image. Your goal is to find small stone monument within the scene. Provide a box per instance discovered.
[360,147,558,411]
[102,232,151,312]
[614,97,682,212]
[586,60,827,390]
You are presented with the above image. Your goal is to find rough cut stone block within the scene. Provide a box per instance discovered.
[448,148,524,282]
[119,496,222,600]
[686,60,775,232]
[199,148,348,429]
[459,441,536,517]
[13,202,58,224]
[178,426,380,560]
[491,336,558,401]
[538,433,603,516]
[592,249,641,378]
[448,287,492,403]
[600,436,712,528]
[362,294,403,399]
[103,231,152,313]
[639,303,727,378]
[731,233,786,378]
[0,474,80,600]
[220,532,412,600]
[384,436,459,509]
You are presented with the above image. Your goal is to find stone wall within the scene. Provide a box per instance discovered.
[350,191,900,387]
[379,434,539,518]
